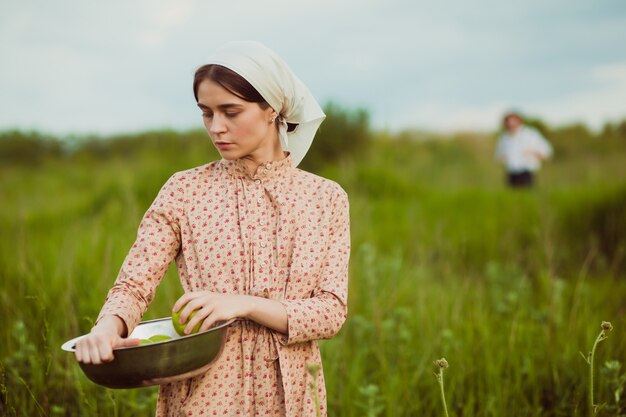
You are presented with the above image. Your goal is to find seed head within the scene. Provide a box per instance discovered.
[306,363,321,377]
[434,358,449,369]
[601,321,613,332]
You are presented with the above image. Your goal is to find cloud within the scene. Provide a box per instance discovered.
[384,101,509,132]
[533,62,626,128]
[135,0,197,49]
[0,0,625,134]
[389,61,626,132]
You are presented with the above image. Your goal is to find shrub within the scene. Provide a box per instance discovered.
[300,102,371,172]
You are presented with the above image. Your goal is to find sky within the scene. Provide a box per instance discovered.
[1,0,626,135]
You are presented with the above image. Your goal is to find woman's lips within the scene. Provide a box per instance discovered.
[215,142,233,150]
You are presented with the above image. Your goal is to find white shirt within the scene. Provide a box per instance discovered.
[495,126,553,173]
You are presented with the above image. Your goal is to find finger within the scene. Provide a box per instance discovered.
[79,338,95,364]
[185,306,212,334]
[98,337,136,363]
[186,295,206,310]
[74,340,84,362]
[83,336,100,365]
[99,342,114,363]
[180,297,205,323]
[173,293,192,313]
[199,312,219,332]
[79,345,90,364]
[174,291,206,313]
[89,341,102,365]
[179,303,194,324]
[117,338,141,348]
[94,335,113,364]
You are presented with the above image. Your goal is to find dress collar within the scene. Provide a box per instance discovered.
[219,153,293,181]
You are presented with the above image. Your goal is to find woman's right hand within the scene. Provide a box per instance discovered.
[74,315,140,364]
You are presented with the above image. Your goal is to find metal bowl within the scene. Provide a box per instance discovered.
[62,317,233,389]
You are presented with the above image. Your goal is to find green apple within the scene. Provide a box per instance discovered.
[172,307,201,336]
[148,334,172,342]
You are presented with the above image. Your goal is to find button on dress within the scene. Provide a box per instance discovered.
[96,155,350,416]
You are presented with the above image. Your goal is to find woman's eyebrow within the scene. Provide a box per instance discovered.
[218,103,244,110]
[197,103,244,110]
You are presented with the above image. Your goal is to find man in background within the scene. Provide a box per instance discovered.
[495,112,553,188]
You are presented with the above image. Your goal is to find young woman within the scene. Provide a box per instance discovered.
[75,41,351,416]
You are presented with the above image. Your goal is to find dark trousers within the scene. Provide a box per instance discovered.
[507,170,534,188]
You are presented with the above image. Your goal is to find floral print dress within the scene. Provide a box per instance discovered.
[96,155,350,416]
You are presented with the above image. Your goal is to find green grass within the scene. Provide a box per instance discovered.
[1,130,625,416]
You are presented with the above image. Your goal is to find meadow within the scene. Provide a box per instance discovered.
[1,113,625,416]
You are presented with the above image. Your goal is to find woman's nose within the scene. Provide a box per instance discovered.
[209,114,227,134]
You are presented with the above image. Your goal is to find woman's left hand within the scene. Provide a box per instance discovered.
[172,292,252,334]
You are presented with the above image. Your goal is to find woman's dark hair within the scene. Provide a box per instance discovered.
[502,111,523,128]
[193,64,297,132]
[193,65,268,107]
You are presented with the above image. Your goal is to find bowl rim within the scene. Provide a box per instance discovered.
[61,317,235,352]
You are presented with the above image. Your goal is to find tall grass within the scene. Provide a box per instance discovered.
[1,125,625,416]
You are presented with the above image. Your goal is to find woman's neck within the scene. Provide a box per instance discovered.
[240,147,285,174]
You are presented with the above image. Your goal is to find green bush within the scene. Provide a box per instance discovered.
[559,185,626,274]
[300,102,371,172]
[0,130,63,165]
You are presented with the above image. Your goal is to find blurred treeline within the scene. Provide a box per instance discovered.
[3,104,625,169]
[0,102,372,171]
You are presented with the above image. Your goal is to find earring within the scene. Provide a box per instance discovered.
[271,115,277,123]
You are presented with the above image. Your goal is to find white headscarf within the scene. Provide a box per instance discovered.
[205,41,326,167]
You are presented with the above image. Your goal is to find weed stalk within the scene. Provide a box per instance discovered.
[434,358,450,417]
[581,321,613,415]
[307,363,322,417]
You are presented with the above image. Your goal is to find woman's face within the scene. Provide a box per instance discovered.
[196,78,279,163]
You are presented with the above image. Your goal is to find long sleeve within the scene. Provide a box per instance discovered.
[533,130,553,159]
[280,186,350,345]
[96,173,184,335]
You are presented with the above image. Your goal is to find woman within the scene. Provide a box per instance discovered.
[75,41,350,416]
